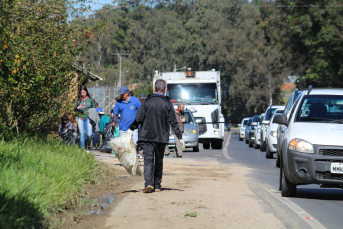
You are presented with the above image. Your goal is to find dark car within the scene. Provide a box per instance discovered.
[244,117,253,144]
[224,122,230,131]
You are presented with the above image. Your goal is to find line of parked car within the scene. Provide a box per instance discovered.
[239,87,343,197]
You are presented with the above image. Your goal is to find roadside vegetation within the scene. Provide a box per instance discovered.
[0,126,106,228]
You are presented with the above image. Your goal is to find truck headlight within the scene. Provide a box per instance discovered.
[288,139,313,154]
[270,131,277,138]
[213,123,219,129]
[214,130,220,135]
[257,128,261,133]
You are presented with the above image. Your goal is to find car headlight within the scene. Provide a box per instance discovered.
[185,129,197,135]
[257,128,261,133]
[288,139,313,154]
[270,131,277,138]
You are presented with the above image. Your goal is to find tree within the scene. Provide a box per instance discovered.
[0,0,105,133]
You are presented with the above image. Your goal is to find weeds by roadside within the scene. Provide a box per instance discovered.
[0,131,109,228]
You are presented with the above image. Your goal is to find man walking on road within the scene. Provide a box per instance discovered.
[130,79,185,193]
[113,86,141,147]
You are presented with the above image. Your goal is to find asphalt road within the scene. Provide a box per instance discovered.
[180,130,343,229]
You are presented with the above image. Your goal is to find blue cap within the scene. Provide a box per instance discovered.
[118,86,129,94]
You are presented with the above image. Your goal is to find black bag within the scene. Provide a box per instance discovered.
[103,122,115,142]
[61,130,76,146]
[99,142,112,153]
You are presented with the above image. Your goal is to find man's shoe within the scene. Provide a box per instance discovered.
[90,146,96,150]
[143,185,153,193]
[177,155,183,158]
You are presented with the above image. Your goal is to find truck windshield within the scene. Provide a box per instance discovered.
[167,83,218,103]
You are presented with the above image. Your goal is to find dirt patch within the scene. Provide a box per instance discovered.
[61,152,143,228]
[69,155,285,229]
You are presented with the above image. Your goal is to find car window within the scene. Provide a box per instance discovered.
[287,93,303,120]
[295,95,343,122]
[185,112,193,123]
[265,108,277,121]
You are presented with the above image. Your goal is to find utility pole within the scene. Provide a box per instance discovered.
[111,53,130,88]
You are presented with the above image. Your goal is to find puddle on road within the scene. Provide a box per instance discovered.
[85,194,116,215]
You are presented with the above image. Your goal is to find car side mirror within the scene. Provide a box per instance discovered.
[262,120,270,125]
[251,122,257,126]
[273,114,288,126]
[238,124,241,127]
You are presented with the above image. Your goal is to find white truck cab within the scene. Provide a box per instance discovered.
[153,70,225,149]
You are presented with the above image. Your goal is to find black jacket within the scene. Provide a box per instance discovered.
[130,94,182,143]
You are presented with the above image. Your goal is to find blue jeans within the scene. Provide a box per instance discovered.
[119,129,138,146]
[92,132,100,148]
[77,117,93,149]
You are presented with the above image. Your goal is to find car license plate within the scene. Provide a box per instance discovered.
[331,163,343,174]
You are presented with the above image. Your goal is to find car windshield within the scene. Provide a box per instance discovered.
[242,119,248,126]
[296,95,343,123]
[253,116,260,122]
[185,111,193,123]
[276,110,284,114]
[167,83,218,104]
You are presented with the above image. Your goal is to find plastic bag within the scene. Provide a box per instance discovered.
[107,131,141,176]
[99,142,112,153]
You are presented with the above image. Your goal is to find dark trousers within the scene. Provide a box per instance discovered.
[92,132,100,148]
[141,141,167,189]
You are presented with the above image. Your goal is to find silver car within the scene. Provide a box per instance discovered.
[168,110,199,152]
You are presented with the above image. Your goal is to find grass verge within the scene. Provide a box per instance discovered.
[0,134,101,228]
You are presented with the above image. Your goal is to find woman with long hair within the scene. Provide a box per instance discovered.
[74,85,95,149]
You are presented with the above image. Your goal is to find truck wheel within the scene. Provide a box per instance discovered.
[260,141,266,151]
[281,167,297,197]
[265,144,273,159]
[203,143,210,149]
[193,144,199,152]
[276,153,280,168]
[211,140,223,149]
[239,137,243,141]
[245,138,249,144]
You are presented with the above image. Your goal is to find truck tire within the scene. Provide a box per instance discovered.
[265,143,273,159]
[211,140,223,149]
[193,144,199,152]
[203,143,210,149]
[276,153,280,168]
[245,138,249,144]
[281,167,297,197]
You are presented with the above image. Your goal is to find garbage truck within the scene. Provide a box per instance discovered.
[153,69,225,149]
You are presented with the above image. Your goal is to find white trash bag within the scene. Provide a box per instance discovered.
[107,130,141,176]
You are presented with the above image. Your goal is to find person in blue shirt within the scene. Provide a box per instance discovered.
[112,86,141,147]
[95,102,103,113]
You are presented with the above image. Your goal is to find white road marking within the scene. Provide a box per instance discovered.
[261,183,326,229]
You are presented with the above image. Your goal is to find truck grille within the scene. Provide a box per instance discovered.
[319,149,343,156]
[316,172,343,181]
